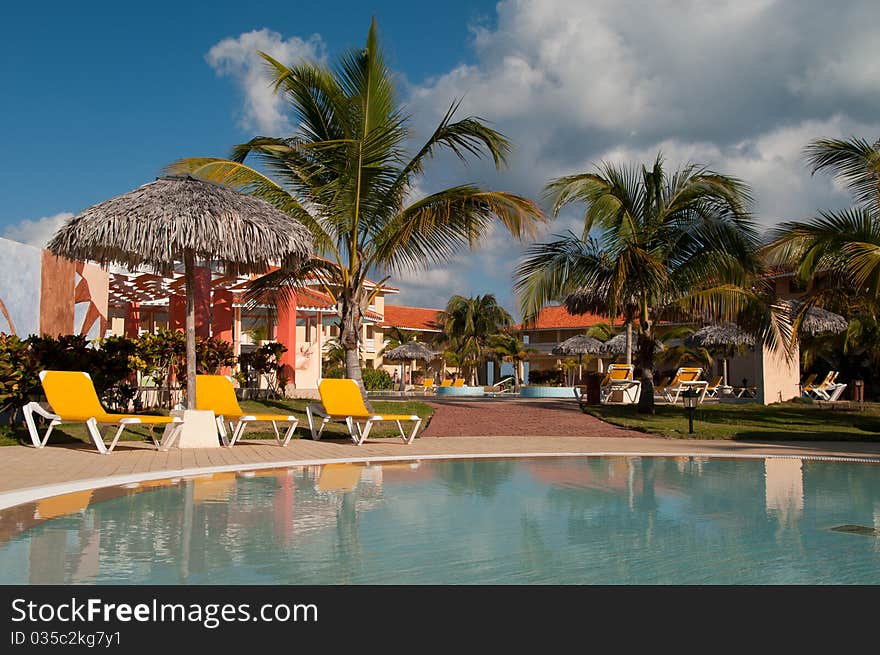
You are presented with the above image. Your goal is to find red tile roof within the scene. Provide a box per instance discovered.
[515,305,609,331]
[295,288,381,320]
[381,305,443,332]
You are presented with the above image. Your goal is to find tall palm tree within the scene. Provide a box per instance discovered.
[767,136,880,310]
[438,294,513,385]
[514,154,780,413]
[168,20,545,394]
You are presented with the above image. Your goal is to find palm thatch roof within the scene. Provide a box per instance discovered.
[601,332,663,355]
[685,323,755,348]
[784,300,849,335]
[383,342,438,361]
[552,334,604,356]
[564,288,603,316]
[47,175,313,274]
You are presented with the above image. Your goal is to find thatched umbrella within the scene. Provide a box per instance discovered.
[48,175,313,408]
[685,323,755,385]
[552,334,604,383]
[601,333,663,357]
[786,301,849,336]
[383,342,438,392]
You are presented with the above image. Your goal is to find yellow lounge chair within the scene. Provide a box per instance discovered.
[195,375,299,447]
[600,364,641,404]
[439,379,453,387]
[306,378,423,445]
[704,376,731,398]
[799,373,818,396]
[23,371,182,455]
[663,367,707,404]
[804,371,846,401]
[452,378,465,387]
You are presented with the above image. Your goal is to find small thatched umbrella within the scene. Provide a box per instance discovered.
[685,323,755,385]
[383,342,437,392]
[48,175,313,408]
[791,303,849,336]
[602,333,663,357]
[552,334,604,383]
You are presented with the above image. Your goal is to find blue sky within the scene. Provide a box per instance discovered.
[3,1,879,312]
[0,0,496,223]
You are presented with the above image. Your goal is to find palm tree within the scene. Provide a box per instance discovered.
[514,154,779,413]
[767,136,880,311]
[488,332,536,388]
[438,294,513,385]
[168,20,544,395]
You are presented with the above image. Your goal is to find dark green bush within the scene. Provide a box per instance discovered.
[362,368,393,390]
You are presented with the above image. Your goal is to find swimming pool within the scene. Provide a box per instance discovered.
[1,456,878,584]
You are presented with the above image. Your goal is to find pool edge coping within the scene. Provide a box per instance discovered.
[2,450,879,511]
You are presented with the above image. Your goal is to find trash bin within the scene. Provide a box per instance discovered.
[852,379,864,404]
[584,372,604,405]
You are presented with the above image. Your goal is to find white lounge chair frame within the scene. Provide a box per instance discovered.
[215,414,299,448]
[599,365,642,405]
[663,368,709,404]
[22,401,182,455]
[306,402,422,446]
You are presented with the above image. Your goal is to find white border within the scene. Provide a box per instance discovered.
[1,450,878,511]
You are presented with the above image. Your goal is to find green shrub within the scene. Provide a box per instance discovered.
[323,367,344,379]
[362,368,393,390]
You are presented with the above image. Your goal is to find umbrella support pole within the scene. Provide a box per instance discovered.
[184,250,197,410]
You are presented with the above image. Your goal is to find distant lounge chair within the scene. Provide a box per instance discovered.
[420,379,436,394]
[439,379,453,387]
[805,371,847,401]
[799,373,818,397]
[452,378,465,387]
[704,376,732,398]
[23,370,182,454]
[306,378,423,445]
[663,367,708,404]
[195,375,299,447]
[599,364,641,404]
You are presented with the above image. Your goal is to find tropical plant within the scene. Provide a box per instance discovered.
[196,337,237,374]
[767,136,880,317]
[438,294,513,385]
[362,367,393,391]
[168,20,545,399]
[321,337,348,370]
[514,154,781,412]
[131,329,186,408]
[0,333,37,418]
[238,342,288,398]
[488,332,535,387]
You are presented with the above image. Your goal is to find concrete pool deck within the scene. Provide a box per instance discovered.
[2,401,879,508]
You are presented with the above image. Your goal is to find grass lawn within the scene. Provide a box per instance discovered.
[1,398,434,448]
[585,400,880,441]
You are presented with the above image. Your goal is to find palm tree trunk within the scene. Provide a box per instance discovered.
[339,296,370,404]
[636,323,655,414]
[184,249,197,410]
[625,322,633,365]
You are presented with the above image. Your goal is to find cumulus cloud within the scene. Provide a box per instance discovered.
[207,28,326,134]
[2,212,73,248]
[208,0,880,314]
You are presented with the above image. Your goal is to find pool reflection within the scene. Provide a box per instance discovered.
[0,457,878,584]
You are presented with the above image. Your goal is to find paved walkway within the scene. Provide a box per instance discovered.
[2,400,880,507]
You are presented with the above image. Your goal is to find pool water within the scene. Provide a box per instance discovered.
[1,456,878,584]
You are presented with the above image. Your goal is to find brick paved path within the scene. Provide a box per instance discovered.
[421,399,648,438]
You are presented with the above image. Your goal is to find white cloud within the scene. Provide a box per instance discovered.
[206,28,326,134]
[2,212,73,248]
[207,0,880,315]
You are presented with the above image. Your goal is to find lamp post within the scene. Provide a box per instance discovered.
[682,387,699,434]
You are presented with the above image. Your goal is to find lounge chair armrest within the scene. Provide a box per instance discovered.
[23,401,60,421]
